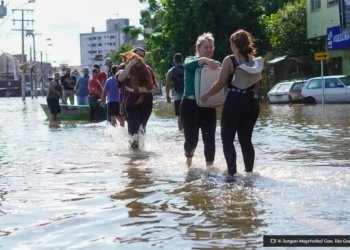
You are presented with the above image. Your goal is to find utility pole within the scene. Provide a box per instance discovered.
[40,51,44,96]
[12,8,34,102]
[6,56,10,97]
[26,31,40,98]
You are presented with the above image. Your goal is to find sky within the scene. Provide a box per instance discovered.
[0,0,146,66]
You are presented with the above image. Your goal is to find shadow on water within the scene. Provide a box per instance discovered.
[174,170,266,249]
[110,151,266,248]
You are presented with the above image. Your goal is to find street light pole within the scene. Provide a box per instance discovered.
[21,10,25,101]
[33,33,37,98]
[40,51,44,96]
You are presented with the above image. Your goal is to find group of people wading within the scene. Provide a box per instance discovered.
[47,28,263,177]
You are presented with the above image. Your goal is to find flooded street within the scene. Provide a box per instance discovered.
[0,97,350,249]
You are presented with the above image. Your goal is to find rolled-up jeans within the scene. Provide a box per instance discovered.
[76,95,88,105]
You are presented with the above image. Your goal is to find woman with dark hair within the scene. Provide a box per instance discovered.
[117,48,156,150]
[201,29,264,176]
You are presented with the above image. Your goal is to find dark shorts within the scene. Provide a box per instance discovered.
[47,98,61,114]
[88,95,99,106]
[108,101,120,116]
[174,100,181,116]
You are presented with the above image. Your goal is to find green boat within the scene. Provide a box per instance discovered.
[40,103,107,121]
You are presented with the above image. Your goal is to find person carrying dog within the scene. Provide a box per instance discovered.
[117,47,156,149]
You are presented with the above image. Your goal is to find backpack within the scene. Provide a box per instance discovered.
[171,65,184,92]
[230,56,264,89]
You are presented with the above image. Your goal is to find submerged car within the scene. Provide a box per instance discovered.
[301,75,350,104]
[267,80,306,104]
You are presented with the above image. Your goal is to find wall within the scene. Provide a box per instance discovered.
[307,0,340,38]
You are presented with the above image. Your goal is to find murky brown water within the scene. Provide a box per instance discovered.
[0,97,349,249]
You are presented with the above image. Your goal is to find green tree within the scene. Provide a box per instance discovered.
[262,0,295,15]
[262,0,323,61]
[139,0,266,82]
[123,25,143,44]
[105,43,134,65]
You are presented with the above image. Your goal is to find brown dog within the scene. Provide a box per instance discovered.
[120,50,153,105]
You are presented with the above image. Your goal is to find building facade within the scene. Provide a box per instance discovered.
[307,0,350,75]
[80,18,131,69]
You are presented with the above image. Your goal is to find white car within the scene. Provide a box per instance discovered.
[267,80,306,104]
[301,75,350,104]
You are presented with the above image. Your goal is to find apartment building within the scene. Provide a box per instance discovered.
[80,18,131,69]
[307,0,350,75]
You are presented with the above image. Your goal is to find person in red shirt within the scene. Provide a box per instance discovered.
[88,68,104,121]
[93,64,107,87]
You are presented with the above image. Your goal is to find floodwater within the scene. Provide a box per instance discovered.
[0,97,350,250]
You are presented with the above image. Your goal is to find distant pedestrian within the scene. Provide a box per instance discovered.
[100,64,124,127]
[88,68,103,122]
[46,72,62,126]
[166,53,184,130]
[93,64,107,87]
[74,67,90,105]
[60,67,77,105]
[104,57,114,78]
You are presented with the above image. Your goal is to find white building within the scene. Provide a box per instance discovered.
[80,18,131,69]
[307,0,350,75]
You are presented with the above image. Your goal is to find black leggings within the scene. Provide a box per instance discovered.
[125,93,153,136]
[180,98,217,162]
[221,91,259,174]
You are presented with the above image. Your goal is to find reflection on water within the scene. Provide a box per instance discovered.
[0,97,350,249]
[257,104,350,168]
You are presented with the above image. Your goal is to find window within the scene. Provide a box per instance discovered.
[307,79,321,89]
[325,79,337,88]
[291,82,304,91]
[340,76,350,86]
[327,0,338,7]
[311,0,321,11]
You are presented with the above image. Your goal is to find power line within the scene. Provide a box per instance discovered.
[0,1,33,27]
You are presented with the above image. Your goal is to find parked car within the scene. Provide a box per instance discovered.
[301,75,350,104]
[267,79,306,104]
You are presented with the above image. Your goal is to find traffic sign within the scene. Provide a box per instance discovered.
[315,52,330,61]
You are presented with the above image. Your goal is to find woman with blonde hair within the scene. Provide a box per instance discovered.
[201,29,264,176]
[180,32,220,167]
